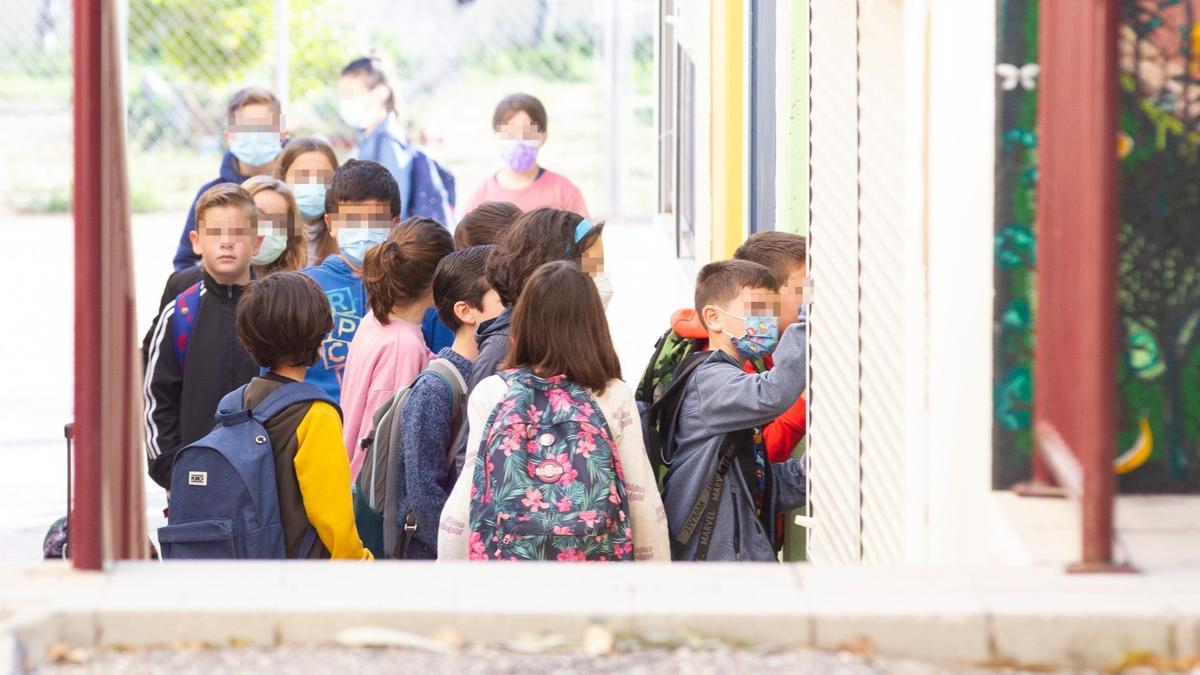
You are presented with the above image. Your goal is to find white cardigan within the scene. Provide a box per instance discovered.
[437,375,671,562]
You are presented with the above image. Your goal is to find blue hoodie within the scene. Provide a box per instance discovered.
[300,255,366,402]
[421,308,456,353]
[172,151,251,270]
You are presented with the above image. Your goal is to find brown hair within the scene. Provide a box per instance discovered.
[693,260,779,330]
[492,93,548,132]
[362,217,455,324]
[195,183,257,232]
[341,55,396,112]
[454,201,522,249]
[733,231,807,285]
[505,261,621,394]
[486,208,603,306]
[226,86,281,125]
[433,245,495,331]
[273,137,340,263]
[237,271,332,369]
[242,176,307,275]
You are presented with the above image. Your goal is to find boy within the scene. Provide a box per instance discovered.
[661,260,808,561]
[144,184,262,489]
[392,245,503,558]
[301,159,400,401]
[173,87,285,270]
[235,272,371,559]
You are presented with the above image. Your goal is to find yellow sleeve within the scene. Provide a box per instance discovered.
[295,401,373,560]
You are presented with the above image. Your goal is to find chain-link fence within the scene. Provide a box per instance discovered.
[0,0,654,217]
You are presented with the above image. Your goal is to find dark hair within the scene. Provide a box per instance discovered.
[341,55,396,111]
[492,93,548,132]
[362,217,455,324]
[486,208,603,306]
[733,231,807,285]
[505,261,621,394]
[237,272,332,369]
[273,137,340,263]
[433,245,495,331]
[693,260,779,330]
[226,86,281,125]
[455,201,522,249]
[327,159,401,218]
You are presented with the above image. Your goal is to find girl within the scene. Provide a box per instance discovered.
[462,93,588,216]
[340,217,456,480]
[242,176,307,276]
[273,137,339,265]
[437,261,669,562]
[453,200,522,249]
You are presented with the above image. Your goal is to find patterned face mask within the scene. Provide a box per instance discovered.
[715,307,780,358]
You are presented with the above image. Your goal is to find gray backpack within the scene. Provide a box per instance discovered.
[354,358,465,558]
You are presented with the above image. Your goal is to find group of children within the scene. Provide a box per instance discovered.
[144,68,808,564]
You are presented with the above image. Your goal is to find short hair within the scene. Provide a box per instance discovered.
[486,207,603,306]
[733,231,807,285]
[362,217,455,324]
[492,93,548,132]
[505,261,621,394]
[341,55,396,111]
[455,201,522,249]
[327,159,401,218]
[433,245,495,331]
[194,183,256,232]
[242,176,306,274]
[694,259,779,329]
[237,271,332,369]
[226,86,281,125]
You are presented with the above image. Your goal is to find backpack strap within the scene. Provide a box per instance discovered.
[648,350,711,468]
[423,359,467,470]
[171,281,203,372]
[674,430,747,561]
[250,381,340,424]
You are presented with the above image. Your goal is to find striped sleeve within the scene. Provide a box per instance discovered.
[142,299,182,489]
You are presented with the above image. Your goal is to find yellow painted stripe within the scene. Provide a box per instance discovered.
[710,0,747,259]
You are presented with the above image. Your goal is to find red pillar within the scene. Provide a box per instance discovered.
[1035,0,1121,570]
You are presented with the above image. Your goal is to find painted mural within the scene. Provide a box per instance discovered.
[993,0,1200,493]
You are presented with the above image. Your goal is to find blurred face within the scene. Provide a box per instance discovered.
[284,151,335,188]
[189,205,257,284]
[336,74,390,128]
[225,102,285,145]
[252,188,291,244]
[580,232,604,276]
[455,288,504,329]
[702,287,782,351]
[495,109,546,148]
[777,264,807,329]
[324,200,396,236]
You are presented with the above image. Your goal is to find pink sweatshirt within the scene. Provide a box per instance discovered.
[462,168,589,217]
[339,311,433,480]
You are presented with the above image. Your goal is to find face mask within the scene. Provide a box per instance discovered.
[592,272,613,310]
[252,234,289,266]
[337,227,390,266]
[715,307,780,358]
[229,132,281,167]
[338,97,370,129]
[498,139,539,173]
[292,183,327,220]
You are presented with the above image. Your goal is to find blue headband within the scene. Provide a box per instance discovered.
[574,219,596,244]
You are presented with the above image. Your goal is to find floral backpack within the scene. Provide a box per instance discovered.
[468,369,633,562]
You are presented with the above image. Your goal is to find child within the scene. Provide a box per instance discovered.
[340,217,456,479]
[144,184,262,488]
[244,176,307,276]
[453,201,522,249]
[173,87,285,270]
[462,94,588,216]
[300,159,400,402]
[235,271,371,559]
[274,137,340,265]
[660,260,808,561]
[437,261,669,562]
[387,245,503,559]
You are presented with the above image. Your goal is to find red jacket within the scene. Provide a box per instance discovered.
[671,309,806,463]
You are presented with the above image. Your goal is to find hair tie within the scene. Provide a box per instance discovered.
[574,219,596,245]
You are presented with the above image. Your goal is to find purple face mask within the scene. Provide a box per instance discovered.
[498,139,539,173]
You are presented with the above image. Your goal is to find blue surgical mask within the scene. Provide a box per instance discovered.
[229,132,281,167]
[292,183,327,220]
[715,307,780,358]
[337,227,390,266]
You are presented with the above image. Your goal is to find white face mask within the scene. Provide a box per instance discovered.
[252,234,288,266]
[592,272,613,310]
[337,97,371,129]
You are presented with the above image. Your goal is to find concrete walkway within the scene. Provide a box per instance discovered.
[3,562,1197,671]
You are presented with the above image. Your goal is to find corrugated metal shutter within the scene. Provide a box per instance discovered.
[806,0,862,565]
[856,0,906,564]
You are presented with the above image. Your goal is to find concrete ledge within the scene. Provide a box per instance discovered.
[2,562,1198,670]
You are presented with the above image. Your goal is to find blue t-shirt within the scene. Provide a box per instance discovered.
[300,255,365,402]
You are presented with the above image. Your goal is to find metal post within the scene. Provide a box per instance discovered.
[72,0,103,572]
[1035,0,1128,572]
[274,0,290,113]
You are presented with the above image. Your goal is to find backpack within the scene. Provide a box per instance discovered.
[157,381,334,559]
[353,359,465,559]
[468,369,633,562]
[171,281,203,371]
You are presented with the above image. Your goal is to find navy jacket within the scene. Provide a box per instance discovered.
[172,152,250,270]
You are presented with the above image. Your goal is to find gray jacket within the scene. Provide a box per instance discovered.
[661,320,808,561]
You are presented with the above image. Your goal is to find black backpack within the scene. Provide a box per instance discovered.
[638,338,710,486]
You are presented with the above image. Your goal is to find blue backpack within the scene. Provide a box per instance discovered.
[158,381,336,559]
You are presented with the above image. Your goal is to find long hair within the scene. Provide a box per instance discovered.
[486,207,603,307]
[273,137,340,263]
[242,176,306,275]
[361,217,455,324]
